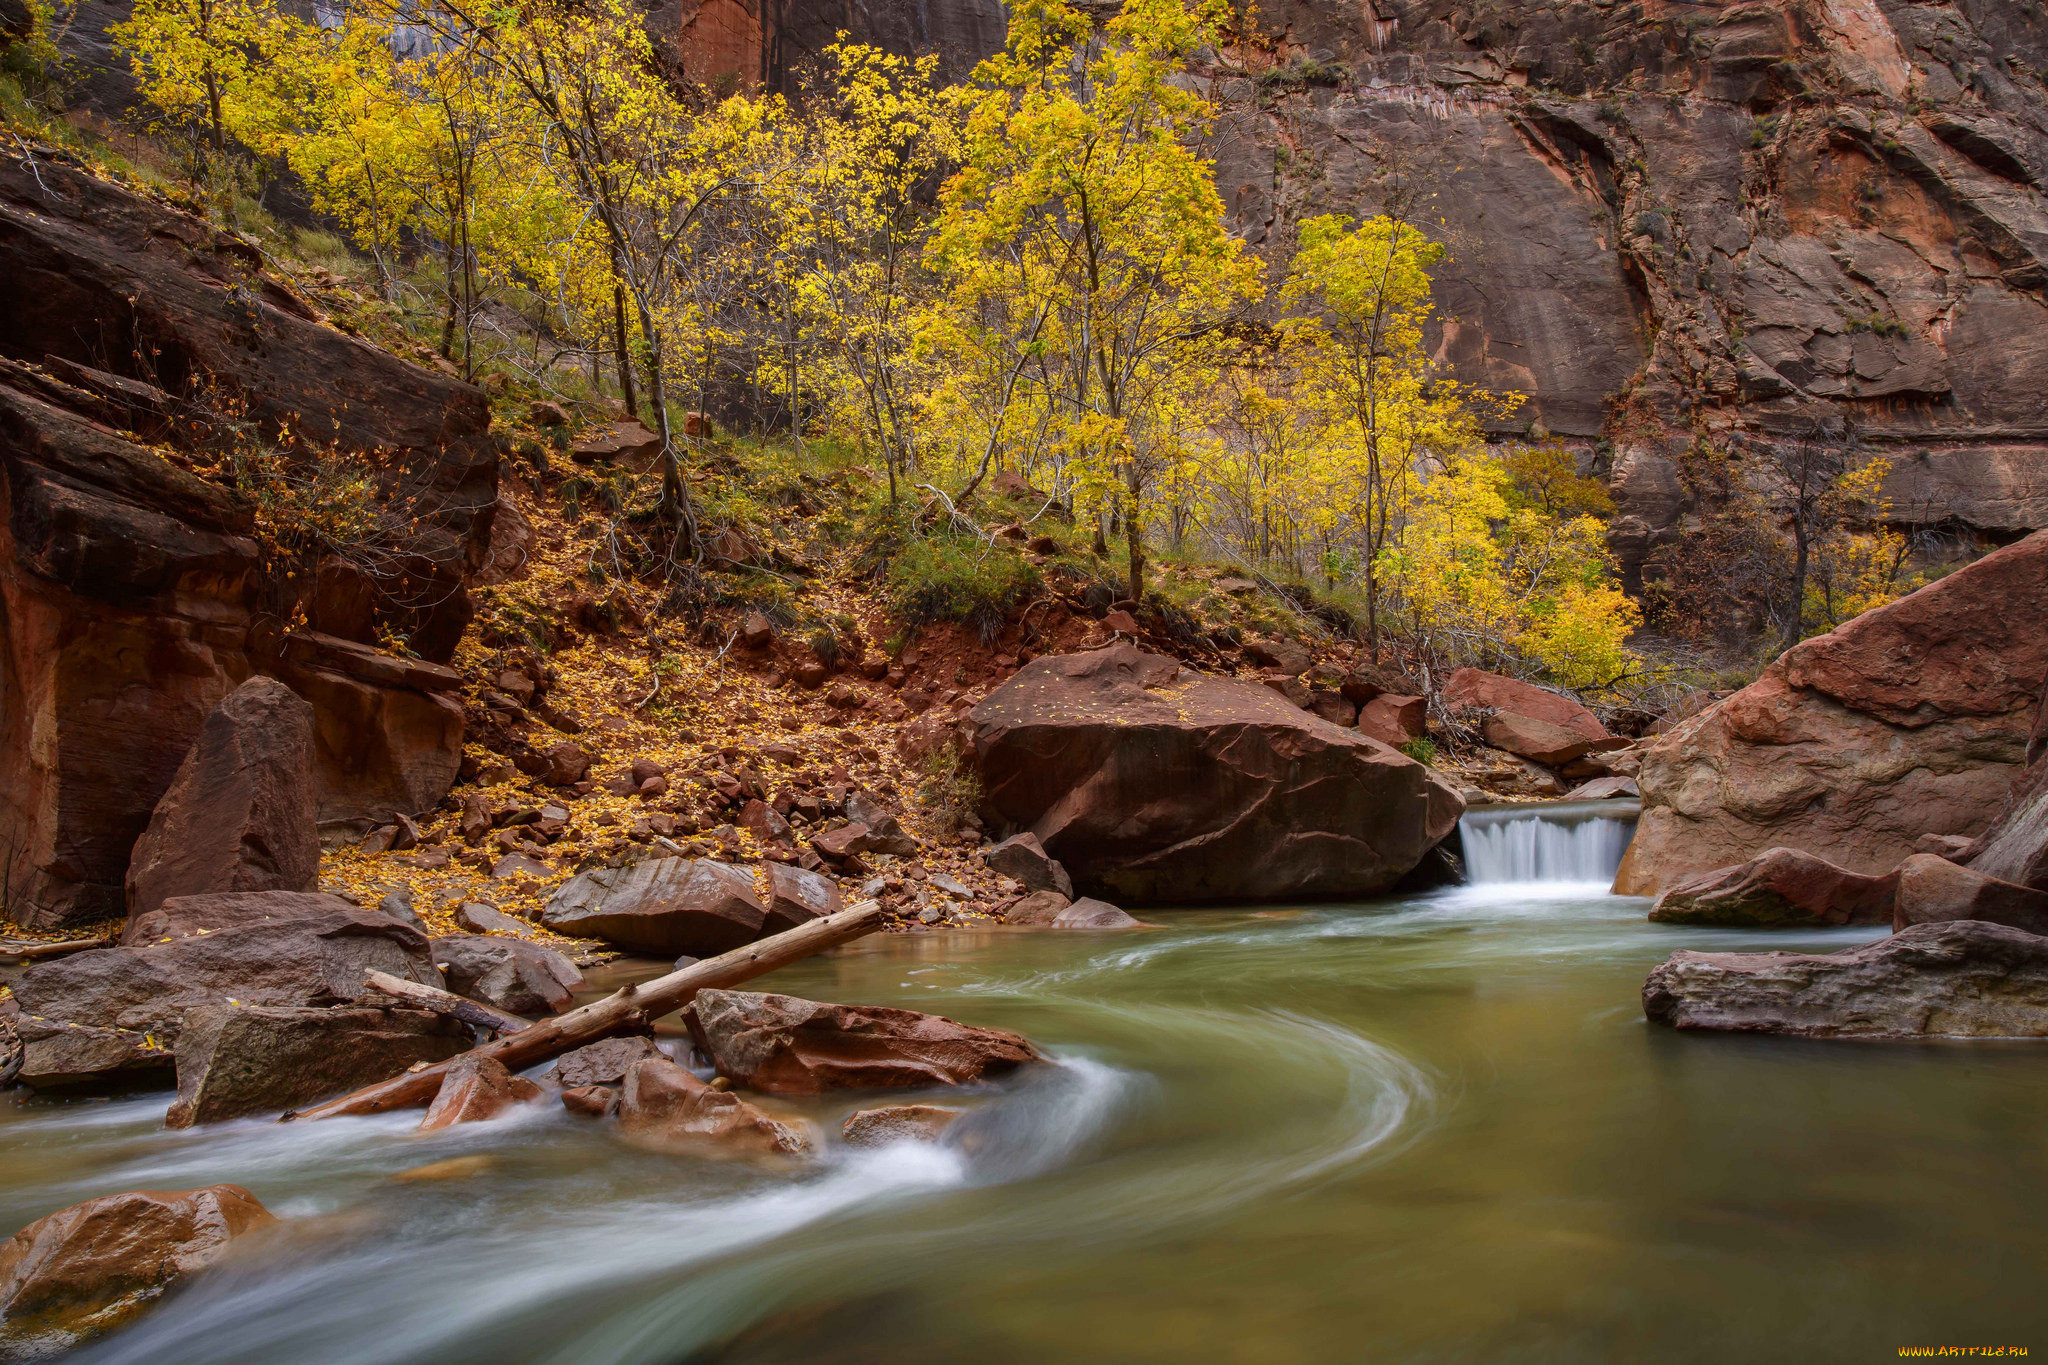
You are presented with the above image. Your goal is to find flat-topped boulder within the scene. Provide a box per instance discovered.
[1648,848,1898,927]
[166,1005,464,1127]
[1618,531,2048,896]
[1642,920,2048,1038]
[967,645,1462,904]
[13,909,441,1048]
[121,890,359,946]
[540,857,767,956]
[684,989,1041,1094]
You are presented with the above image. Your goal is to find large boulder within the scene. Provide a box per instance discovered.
[614,1058,815,1158]
[10,1017,171,1090]
[684,989,1041,1095]
[1641,920,2048,1038]
[123,677,319,921]
[1617,532,2048,896]
[0,1186,272,1346]
[429,935,582,1015]
[0,150,487,930]
[13,909,442,1048]
[967,646,1463,903]
[540,857,768,956]
[550,1036,665,1090]
[166,1005,465,1127]
[1647,848,1898,927]
[1891,855,2048,936]
[122,890,358,946]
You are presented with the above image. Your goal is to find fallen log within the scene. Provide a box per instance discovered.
[288,899,885,1121]
[0,936,112,960]
[360,969,531,1036]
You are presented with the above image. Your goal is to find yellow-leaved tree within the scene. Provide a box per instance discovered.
[927,0,1264,601]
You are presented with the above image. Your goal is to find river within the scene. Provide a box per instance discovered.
[5,878,2047,1362]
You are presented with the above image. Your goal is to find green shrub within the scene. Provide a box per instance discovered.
[1398,737,1437,766]
[888,538,1040,642]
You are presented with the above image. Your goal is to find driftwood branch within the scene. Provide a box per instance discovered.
[0,937,111,961]
[289,899,886,1121]
[361,969,530,1035]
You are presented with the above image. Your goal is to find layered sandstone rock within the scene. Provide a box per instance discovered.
[1618,532,2048,896]
[0,1185,273,1345]
[0,151,490,928]
[684,989,1040,1095]
[429,935,583,1015]
[968,645,1462,903]
[540,857,769,955]
[13,909,442,1049]
[166,1005,464,1127]
[416,1055,544,1133]
[1647,847,1898,928]
[124,677,319,920]
[1642,921,2048,1039]
[1891,854,2048,936]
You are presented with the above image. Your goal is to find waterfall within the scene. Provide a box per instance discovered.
[1458,801,1639,887]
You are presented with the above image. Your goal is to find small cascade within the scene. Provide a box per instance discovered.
[1457,800,1639,886]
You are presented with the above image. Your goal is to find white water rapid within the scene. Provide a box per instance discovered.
[1457,800,1639,889]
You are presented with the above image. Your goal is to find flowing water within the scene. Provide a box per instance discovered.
[6,872,2048,1361]
[1459,800,1639,887]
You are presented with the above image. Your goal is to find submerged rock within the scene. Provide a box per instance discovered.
[614,1058,815,1158]
[841,1104,963,1148]
[968,645,1462,904]
[124,678,320,921]
[684,989,1040,1095]
[166,1005,464,1127]
[0,1185,273,1347]
[1641,921,2048,1038]
[1648,848,1898,927]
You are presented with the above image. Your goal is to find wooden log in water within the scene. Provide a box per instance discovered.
[288,899,885,1121]
[360,969,532,1036]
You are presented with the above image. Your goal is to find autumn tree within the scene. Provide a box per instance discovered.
[927,0,1263,601]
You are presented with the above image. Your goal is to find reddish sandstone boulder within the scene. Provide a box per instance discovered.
[1892,854,2048,935]
[1357,694,1425,747]
[684,989,1041,1094]
[14,910,442,1049]
[0,1185,273,1343]
[983,833,1073,898]
[540,857,767,955]
[1619,532,2048,896]
[561,1085,618,1118]
[764,863,841,934]
[1004,892,1141,929]
[1647,847,1898,927]
[614,1058,815,1158]
[167,1005,463,1127]
[1481,711,1606,766]
[123,677,320,921]
[551,1036,665,1089]
[1442,668,1608,741]
[1642,921,2048,1038]
[416,1055,544,1132]
[968,646,1462,903]
[121,890,357,946]
[430,935,582,1015]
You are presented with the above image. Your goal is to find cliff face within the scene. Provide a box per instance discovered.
[755,0,2048,568]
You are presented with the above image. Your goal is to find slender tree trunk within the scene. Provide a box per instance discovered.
[612,282,638,420]
[1783,520,1811,653]
[1125,472,1145,604]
